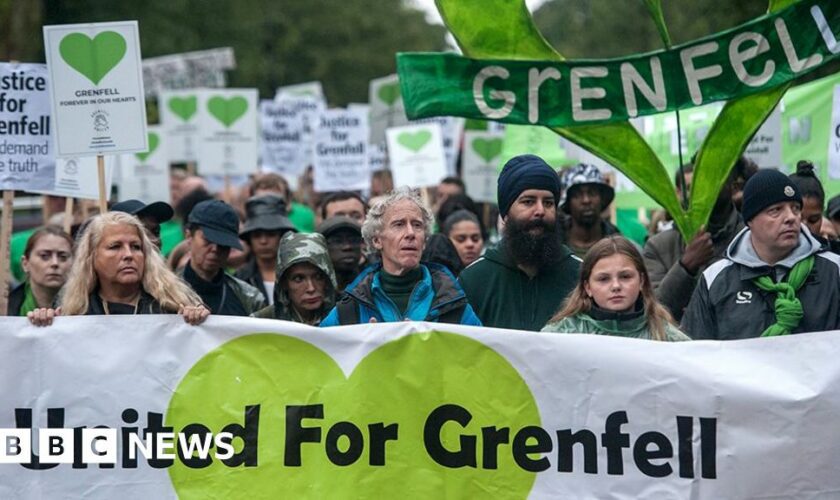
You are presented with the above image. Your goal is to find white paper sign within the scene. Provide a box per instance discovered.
[0,63,55,191]
[276,81,325,105]
[413,116,464,176]
[313,108,369,192]
[43,21,148,157]
[387,123,447,188]
[462,131,503,203]
[369,74,407,144]
[368,142,388,172]
[196,88,258,176]
[159,89,200,163]
[828,85,840,180]
[142,47,235,97]
[746,105,782,171]
[259,99,308,189]
[115,126,170,203]
[30,155,115,200]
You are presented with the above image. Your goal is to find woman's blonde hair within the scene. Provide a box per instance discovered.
[549,235,675,341]
[60,212,203,315]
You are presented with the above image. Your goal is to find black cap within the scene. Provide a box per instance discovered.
[188,200,243,250]
[240,194,297,239]
[111,199,174,223]
[317,216,362,237]
[828,194,840,219]
[741,169,802,223]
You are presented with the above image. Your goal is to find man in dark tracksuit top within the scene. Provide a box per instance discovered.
[681,169,840,339]
[460,154,580,331]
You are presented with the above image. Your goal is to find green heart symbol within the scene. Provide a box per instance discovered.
[58,31,127,86]
[397,130,432,152]
[135,132,160,162]
[207,96,249,128]
[168,96,197,122]
[437,0,788,239]
[167,332,539,498]
[472,138,502,163]
[378,82,401,106]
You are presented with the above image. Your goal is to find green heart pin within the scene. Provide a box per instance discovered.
[135,132,160,162]
[472,137,502,163]
[433,0,791,239]
[168,96,198,122]
[398,130,432,152]
[378,82,402,106]
[208,96,248,128]
[59,31,127,86]
[167,332,540,498]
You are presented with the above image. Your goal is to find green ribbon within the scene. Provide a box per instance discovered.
[397,0,839,128]
[752,255,814,337]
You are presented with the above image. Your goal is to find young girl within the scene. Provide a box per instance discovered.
[789,160,840,253]
[542,236,689,341]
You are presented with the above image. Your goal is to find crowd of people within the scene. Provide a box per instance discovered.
[9,152,840,342]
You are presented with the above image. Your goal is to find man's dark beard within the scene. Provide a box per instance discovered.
[503,217,565,269]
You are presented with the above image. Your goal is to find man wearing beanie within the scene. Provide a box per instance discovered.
[459,154,581,331]
[681,168,840,339]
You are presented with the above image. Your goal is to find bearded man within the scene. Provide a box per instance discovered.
[460,154,581,331]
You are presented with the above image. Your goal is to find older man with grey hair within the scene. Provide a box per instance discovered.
[321,187,481,326]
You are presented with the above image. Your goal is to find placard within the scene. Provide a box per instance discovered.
[0,63,54,191]
[30,155,115,200]
[828,85,840,180]
[43,21,147,156]
[259,99,308,190]
[115,126,170,203]
[196,89,258,176]
[313,108,369,192]
[462,130,504,203]
[369,74,407,144]
[386,123,447,188]
[159,89,200,163]
[276,81,325,105]
[143,47,235,97]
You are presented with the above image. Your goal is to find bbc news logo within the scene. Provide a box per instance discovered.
[0,428,235,465]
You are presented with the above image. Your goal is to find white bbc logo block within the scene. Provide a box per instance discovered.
[38,429,74,464]
[0,429,31,464]
[81,428,117,464]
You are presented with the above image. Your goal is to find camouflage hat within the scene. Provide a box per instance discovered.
[276,232,337,291]
[559,163,615,213]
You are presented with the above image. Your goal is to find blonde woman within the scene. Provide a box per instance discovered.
[28,212,208,326]
[542,236,688,341]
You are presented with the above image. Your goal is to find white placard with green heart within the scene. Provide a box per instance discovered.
[29,155,115,200]
[386,123,447,188]
[369,74,407,144]
[43,21,148,157]
[115,126,170,203]
[160,89,200,163]
[275,81,326,106]
[412,116,464,177]
[259,99,308,190]
[313,108,370,192]
[196,88,258,176]
[462,130,504,203]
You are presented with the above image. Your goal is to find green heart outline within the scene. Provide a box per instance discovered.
[472,137,503,163]
[168,96,198,122]
[135,132,160,162]
[378,82,402,106]
[436,0,789,239]
[58,31,127,86]
[207,95,249,128]
[397,130,432,152]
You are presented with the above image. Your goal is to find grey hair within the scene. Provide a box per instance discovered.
[361,187,434,253]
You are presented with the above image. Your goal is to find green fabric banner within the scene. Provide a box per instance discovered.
[398,0,839,128]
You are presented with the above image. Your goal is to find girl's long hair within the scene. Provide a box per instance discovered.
[549,236,675,341]
[60,212,203,315]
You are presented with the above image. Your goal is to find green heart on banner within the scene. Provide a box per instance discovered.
[378,82,401,106]
[58,31,127,86]
[207,96,248,128]
[167,332,539,498]
[397,130,432,152]
[135,132,159,162]
[434,0,790,239]
[472,138,502,163]
[168,96,197,122]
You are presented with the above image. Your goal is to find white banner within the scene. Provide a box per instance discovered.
[313,108,369,192]
[43,21,148,157]
[115,126,170,203]
[196,89,258,176]
[0,316,839,498]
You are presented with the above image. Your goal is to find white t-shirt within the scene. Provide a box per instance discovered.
[264,281,275,305]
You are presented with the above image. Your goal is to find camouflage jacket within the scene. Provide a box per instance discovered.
[178,266,266,315]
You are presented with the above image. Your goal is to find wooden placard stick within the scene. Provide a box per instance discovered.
[0,190,14,315]
[97,155,108,214]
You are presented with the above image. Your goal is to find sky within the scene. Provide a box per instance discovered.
[411,0,548,25]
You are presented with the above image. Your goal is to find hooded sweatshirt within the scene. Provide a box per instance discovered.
[680,225,840,340]
[252,233,337,324]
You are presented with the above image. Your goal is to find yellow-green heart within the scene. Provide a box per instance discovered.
[208,96,248,128]
[168,96,197,122]
[378,82,401,106]
[135,132,159,162]
[167,331,540,498]
[472,138,502,163]
[397,130,431,152]
[59,31,127,86]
